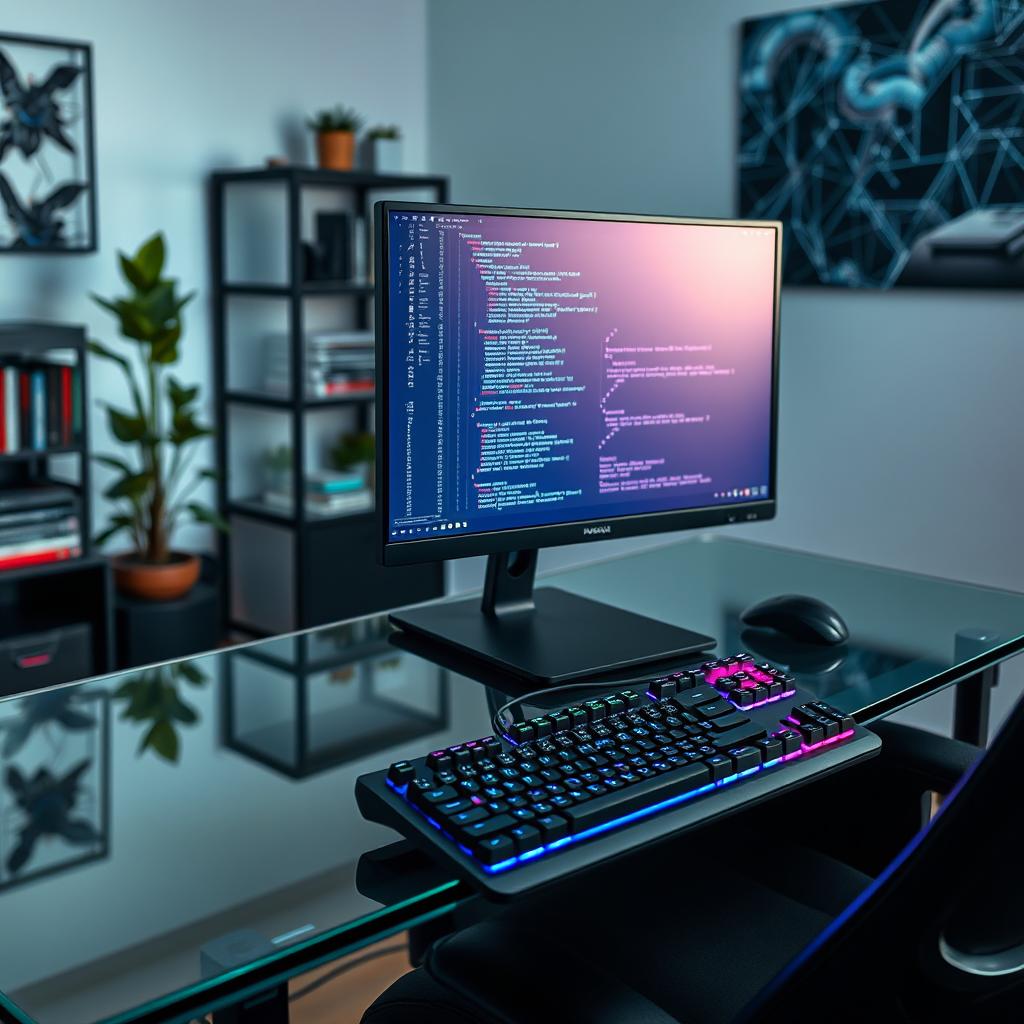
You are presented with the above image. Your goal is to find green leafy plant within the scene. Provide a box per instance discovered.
[307,105,364,133]
[89,233,226,563]
[262,444,293,472]
[330,430,375,471]
[113,660,206,763]
[366,124,401,140]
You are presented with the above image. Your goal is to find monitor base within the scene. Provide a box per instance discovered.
[389,587,716,686]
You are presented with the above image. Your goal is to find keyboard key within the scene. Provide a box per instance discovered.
[773,729,801,755]
[530,716,553,739]
[439,798,472,815]
[754,737,784,762]
[463,814,517,840]
[649,677,678,700]
[387,762,416,786]
[418,786,458,805]
[797,722,824,746]
[475,835,516,866]
[709,711,750,732]
[727,746,761,772]
[696,700,733,719]
[562,761,712,832]
[730,688,756,709]
[508,723,535,744]
[508,824,542,852]
[819,717,840,739]
[451,807,489,828]
[426,751,453,773]
[673,687,722,710]
[534,814,570,842]
[704,754,732,781]
[712,721,768,751]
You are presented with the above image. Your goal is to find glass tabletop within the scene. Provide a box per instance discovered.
[1,535,1022,1024]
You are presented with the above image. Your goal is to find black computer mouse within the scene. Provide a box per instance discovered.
[740,594,849,647]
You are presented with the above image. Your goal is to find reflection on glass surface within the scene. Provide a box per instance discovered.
[112,660,208,764]
[724,617,944,703]
[0,689,109,892]
[0,537,1021,1024]
[224,616,449,779]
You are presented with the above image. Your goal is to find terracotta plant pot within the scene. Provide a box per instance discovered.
[316,130,356,171]
[112,552,201,602]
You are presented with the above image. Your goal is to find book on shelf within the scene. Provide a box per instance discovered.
[0,356,82,454]
[0,484,82,571]
[262,331,375,397]
[306,470,365,494]
[261,483,373,516]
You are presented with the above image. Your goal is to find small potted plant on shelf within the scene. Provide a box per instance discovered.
[307,105,363,171]
[90,232,226,602]
[330,430,375,492]
[261,444,293,508]
[364,124,403,173]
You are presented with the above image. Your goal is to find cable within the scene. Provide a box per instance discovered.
[490,668,673,739]
[288,942,406,1002]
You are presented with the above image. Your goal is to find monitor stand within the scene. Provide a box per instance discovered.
[389,550,716,686]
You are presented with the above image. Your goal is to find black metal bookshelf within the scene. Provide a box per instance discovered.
[210,167,448,637]
[0,322,113,688]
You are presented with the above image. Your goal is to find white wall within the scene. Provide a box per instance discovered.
[1,0,429,551]
[428,0,1024,734]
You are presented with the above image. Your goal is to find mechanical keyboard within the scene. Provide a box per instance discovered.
[356,653,881,896]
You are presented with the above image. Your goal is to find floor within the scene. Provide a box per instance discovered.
[287,936,411,1023]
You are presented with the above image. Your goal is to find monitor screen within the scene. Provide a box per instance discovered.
[378,205,779,563]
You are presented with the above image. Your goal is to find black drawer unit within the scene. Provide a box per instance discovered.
[0,621,92,697]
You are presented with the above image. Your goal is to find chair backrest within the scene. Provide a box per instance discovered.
[745,686,1024,1021]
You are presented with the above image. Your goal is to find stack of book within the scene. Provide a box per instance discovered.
[263,331,375,398]
[0,357,83,453]
[263,470,372,518]
[0,484,82,571]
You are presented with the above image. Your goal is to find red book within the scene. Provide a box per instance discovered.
[60,366,72,446]
[0,546,79,571]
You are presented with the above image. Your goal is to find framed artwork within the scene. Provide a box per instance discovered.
[0,31,96,253]
[738,1,1024,289]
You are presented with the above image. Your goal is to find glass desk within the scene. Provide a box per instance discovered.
[2,535,1023,1024]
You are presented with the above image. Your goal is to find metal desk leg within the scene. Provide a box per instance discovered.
[953,666,998,747]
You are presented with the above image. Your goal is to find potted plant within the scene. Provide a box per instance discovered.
[307,105,363,171]
[260,444,292,499]
[330,430,375,491]
[89,232,226,601]
[365,124,403,173]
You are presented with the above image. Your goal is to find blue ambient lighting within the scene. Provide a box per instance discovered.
[388,732,831,877]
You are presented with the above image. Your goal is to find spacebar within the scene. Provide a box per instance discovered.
[563,762,712,833]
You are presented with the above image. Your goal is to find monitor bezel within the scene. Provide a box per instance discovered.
[375,201,781,568]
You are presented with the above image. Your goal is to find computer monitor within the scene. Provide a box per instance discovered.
[376,203,781,684]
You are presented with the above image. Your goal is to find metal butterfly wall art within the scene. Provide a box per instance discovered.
[0,171,85,249]
[0,48,81,162]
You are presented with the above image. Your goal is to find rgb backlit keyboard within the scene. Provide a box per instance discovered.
[356,654,880,896]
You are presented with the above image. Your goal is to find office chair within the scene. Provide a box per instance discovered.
[362,687,1024,1023]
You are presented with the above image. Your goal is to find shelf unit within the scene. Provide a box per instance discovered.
[210,167,449,637]
[0,322,113,686]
